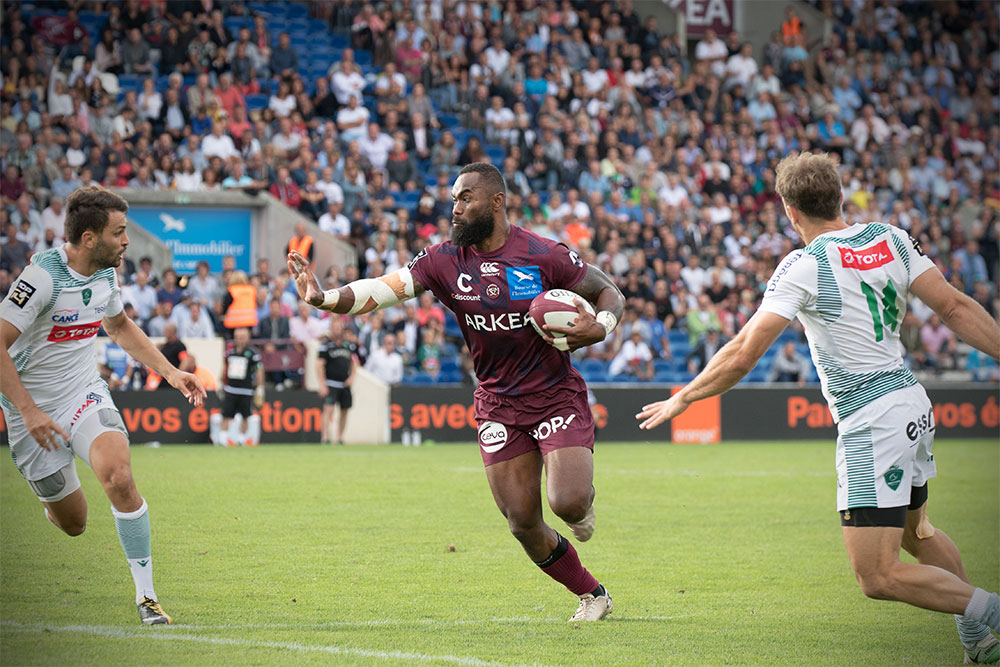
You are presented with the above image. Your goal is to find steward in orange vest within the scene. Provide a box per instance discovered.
[222,270,258,332]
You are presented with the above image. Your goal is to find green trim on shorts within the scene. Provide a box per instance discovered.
[843,424,877,508]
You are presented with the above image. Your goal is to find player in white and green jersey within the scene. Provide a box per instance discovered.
[637,153,1000,663]
[0,187,206,626]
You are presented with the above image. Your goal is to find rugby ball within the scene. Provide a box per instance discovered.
[528,289,596,341]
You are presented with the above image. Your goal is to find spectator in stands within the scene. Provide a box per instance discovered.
[269,32,299,81]
[121,270,158,329]
[156,268,184,306]
[920,313,957,371]
[687,327,729,374]
[609,325,655,380]
[177,298,215,338]
[269,165,302,210]
[290,299,326,346]
[365,332,404,386]
[285,221,315,266]
[767,342,811,384]
[146,299,173,338]
[121,27,152,75]
[222,270,258,337]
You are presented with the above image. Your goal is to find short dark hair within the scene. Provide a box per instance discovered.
[458,162,506,197]
[64,186,129,243]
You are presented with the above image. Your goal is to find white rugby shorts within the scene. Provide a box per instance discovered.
[835,383,936,512]
[3,383,127,495]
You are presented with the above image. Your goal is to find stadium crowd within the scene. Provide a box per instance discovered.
[0,0,997,386]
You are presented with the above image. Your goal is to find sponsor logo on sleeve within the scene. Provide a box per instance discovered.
[766,253,801,292]
[478,421,508,453]
[568,250,584,268]
[839,240,894,270]
[908,234,926,257]
[506,266,543,300]
[47,321,102,342]
[8,280,36,308]
[406,248,428,270]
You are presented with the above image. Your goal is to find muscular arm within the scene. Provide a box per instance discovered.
[288,250,425,315]
[545,263,626,351]
[911,268,1000,359]
[103,311,206,405]
[636,310,790,430]
[572,263,626,328]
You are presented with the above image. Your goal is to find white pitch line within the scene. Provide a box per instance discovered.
[0,621,544,667]
[455,467,829,477]
[162,614,693,630]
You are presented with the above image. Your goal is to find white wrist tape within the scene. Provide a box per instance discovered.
[345,267,416,315]
[596,311,618,338]
[321,289,340,308]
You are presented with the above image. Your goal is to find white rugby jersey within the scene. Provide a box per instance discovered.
[759,222,935,422]
[0,247,123,410]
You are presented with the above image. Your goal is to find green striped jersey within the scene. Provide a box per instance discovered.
[0,247,123,410]
[759,223,936,422]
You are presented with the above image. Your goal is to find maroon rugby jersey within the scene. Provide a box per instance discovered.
[408,225,588,396]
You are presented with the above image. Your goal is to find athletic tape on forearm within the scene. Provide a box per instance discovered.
[596,311,618,338]
[326,268,416,315]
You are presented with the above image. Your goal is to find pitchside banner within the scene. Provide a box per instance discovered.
[128,206,252,273]
[0,386,994,444]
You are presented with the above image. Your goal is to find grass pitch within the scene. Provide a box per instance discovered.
[1,440,997,666]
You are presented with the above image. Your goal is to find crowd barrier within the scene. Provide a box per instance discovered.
[1,384,993,445]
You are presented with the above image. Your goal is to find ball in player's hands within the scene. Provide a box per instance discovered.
[527,289,596,344]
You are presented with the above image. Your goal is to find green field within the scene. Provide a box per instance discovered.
[1,440,997,666]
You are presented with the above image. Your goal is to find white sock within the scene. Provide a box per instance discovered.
[965,588,1000,633]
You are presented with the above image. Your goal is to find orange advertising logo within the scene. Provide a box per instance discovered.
[670,388,720,443]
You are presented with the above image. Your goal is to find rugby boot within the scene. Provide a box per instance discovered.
[138,597,172,625]
[965,635,1000,664]
[569,589,612,622]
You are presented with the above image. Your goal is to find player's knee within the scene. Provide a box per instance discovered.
[62,520,86,537]
[506,514,541,543]
[548,493,590,523]
[854,570,895,601]
[101,464,136,496]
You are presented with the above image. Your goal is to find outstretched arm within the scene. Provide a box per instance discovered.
[103,311,206,406]
[636,310,790,430]
[911,268,999,359]
[543,263,626,351]
[288,250,426,315]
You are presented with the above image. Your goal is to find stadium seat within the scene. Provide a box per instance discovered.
[245,94,268,111]
[668,330,688,346]
[581,369,608,383]
[286,4,308,19]
[484,144,506,165]
[330,34,349,49]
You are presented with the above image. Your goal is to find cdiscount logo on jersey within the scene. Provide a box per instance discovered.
[47,321,102,342]
[839,240,894,270]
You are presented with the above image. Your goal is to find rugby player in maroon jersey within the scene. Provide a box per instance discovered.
[290,163,624,621]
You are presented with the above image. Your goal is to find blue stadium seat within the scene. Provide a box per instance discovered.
[330,34,349,49]
[354,50,373,66]
[484,143,506,164]
[286,4,308,19]
[118,74,141,90]
[439,369,463,383]
[409,371,437,385]
[245,94,268,111]
[439,113,461,129]
[444,314,462,339]
[309,18,328,32]
[581,369,608,383]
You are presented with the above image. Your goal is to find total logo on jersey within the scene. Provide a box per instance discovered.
[47,321,102,342]
[840,240,893,271]
[51,309,79,323]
